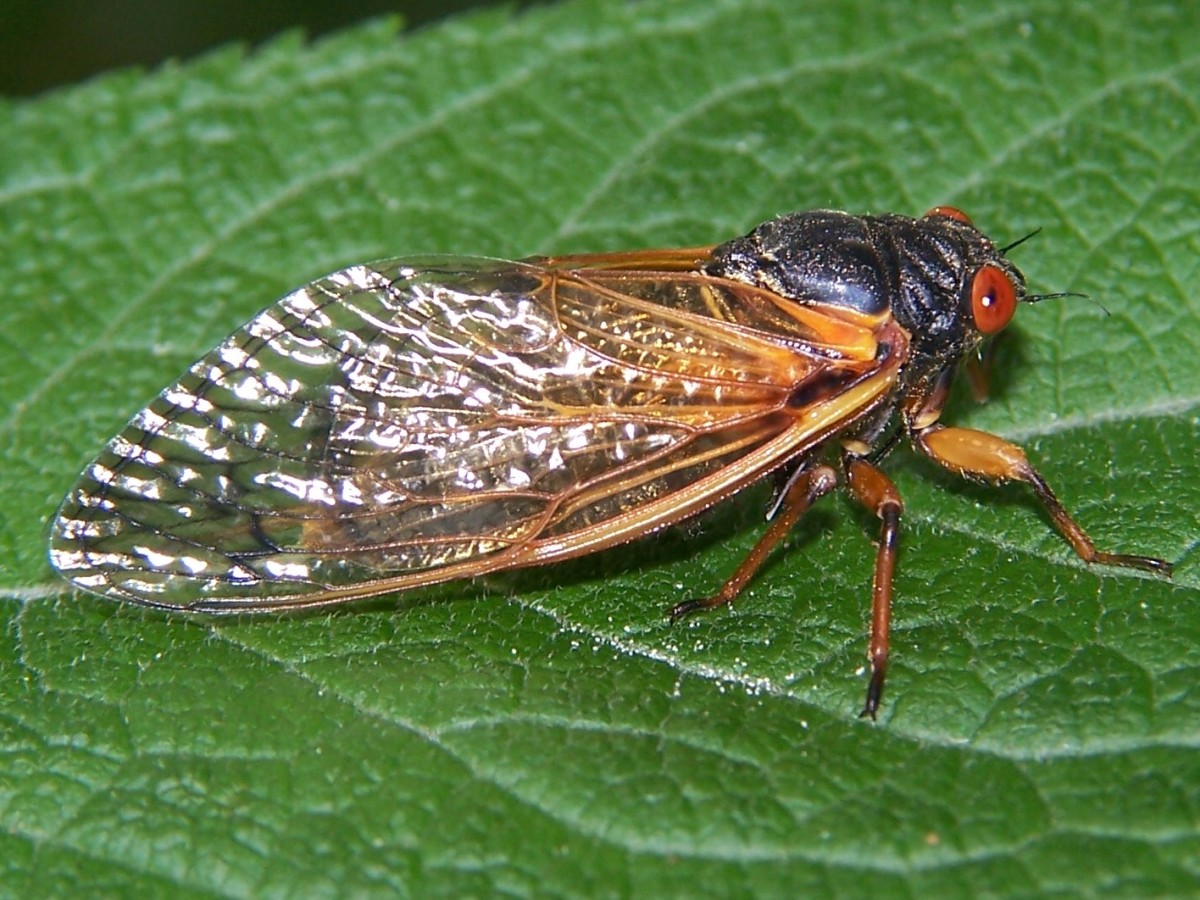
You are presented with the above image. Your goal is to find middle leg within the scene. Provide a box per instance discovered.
[844,455,904,719]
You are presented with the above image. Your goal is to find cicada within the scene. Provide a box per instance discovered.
[49,207,1171,716]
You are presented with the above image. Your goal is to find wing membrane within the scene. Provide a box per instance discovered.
[50,257,903,610]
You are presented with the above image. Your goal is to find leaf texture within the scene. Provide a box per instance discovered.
[2,0,1198,896]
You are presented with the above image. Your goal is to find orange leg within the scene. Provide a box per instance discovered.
[844,457,904,719]
[964,352,992,403]
[916,425,1172,575]
[668,465,838,621]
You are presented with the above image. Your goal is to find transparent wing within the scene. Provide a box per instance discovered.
[50,257,904,611]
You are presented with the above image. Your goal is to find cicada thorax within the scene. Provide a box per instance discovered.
[704,207,1028,438]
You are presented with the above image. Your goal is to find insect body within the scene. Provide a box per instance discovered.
[49,207,1171,716]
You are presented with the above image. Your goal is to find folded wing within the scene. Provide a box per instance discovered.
[50,258,899,610]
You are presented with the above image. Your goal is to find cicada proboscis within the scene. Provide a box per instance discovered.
[49,207,1172,717]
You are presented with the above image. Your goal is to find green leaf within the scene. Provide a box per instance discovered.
[3,0,1199,895]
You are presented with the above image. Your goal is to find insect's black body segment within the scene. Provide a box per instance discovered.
[711,209,1025,365]
[48,207,1171,718]
[708,210,1026,456]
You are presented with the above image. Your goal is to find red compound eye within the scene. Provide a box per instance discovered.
[971,264,1016,334]
[925,205,973,225]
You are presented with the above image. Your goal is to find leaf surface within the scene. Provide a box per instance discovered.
[2,1,1198,896]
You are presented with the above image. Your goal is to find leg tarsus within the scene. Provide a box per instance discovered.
[1021,467,1173,576]
[860,658,887,720]
[667,596,720,622]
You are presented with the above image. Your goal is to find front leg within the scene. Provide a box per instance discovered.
[915,425,1172,575]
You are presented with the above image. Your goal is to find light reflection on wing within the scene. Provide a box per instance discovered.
[49,257,900,610]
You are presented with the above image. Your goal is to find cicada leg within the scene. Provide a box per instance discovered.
[844,457,904,719]
[915,425,1173,575]
[667,464,838,621]
[670,456,905,720]
[964,350,992,403]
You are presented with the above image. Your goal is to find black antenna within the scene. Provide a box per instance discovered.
[1026,289,1087,303]
[998,228,1041,254]
[1000,227,1110,314]
[1026,290,1109,315]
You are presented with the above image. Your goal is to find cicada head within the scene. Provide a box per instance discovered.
[893,206,1029,358]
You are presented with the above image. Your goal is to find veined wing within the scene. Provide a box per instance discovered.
[50,257,905,611]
